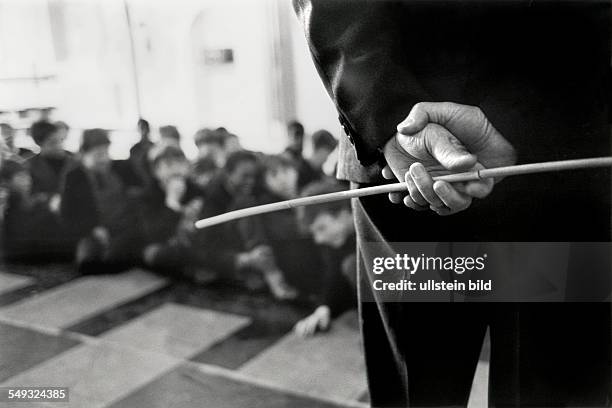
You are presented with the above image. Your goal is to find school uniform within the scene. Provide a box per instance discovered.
[60,162,137,273]
[132,180,206,276]
[236,190,324,295]
[27,152,75,196]
[2,191,70,262]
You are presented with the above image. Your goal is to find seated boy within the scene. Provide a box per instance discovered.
[0,160,70,262]
[159,125,182,149]
[27,120,75,201]
[293,180,357,337]
[190,157,218,192]
[237,154,329,300]
[61,129,136,273]
[308,129,338,178]
[194,128,226,167]
[195,151,296,297]
[134,145,209,280]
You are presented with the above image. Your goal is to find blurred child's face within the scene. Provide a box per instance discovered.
[227,160,257,196]
[197,143,223,165]
[160,136,180,148]
[82,145,110,171]
[56,127,69,142]
[10,171,32,195]
[309,209,353,248]
[193,171,215,189]
[265,167,297,199]
[287,127,304,153]
[225,136,241,153]
[40,131,65,156]
[154,158,189,185]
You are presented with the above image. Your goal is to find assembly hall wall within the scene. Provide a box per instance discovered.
[0,0,340,158]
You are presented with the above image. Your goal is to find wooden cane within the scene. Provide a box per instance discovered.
[195,157,612,229]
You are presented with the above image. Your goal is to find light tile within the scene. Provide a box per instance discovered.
[0,340,179,408]
[102,303,250,359]
[0,272,34,296]
[0,269,167,329]
[239,311,367,402]
[109,364,355,408]
[468,329,490,408]
[468,360,489,408]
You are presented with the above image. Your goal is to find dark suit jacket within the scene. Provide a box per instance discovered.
[27,152,75,196]
[60,162,130,242]
[294,0,611,242]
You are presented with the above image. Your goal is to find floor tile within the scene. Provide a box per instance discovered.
[0,340,179,408]
[190,320,291,370]
[0,322,80,383]
[468,330,490,408]
[109,364,356,408]
[0,272,34,296]
[0,269,167,329]
[239,312,367,402]
[102,303,250,359]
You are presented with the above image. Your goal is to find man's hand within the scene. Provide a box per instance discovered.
[382,102,516,215]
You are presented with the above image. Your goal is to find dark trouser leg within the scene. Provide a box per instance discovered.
[354,195,486,407]
[490,303,611,407]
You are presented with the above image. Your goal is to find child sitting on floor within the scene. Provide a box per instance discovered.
[195,151,298,298]
[293,180,357,337]
[134,145,210,281]
[236,154,327,300]
[1,160,71,262]
[61,129,136,273]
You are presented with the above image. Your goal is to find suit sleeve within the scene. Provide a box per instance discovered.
[293,0,429,165]
[60,169,99,240]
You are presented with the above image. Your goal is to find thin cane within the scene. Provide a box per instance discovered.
[195,157,612,230]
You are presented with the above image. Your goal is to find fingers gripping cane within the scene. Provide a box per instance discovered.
[195,157,612,230]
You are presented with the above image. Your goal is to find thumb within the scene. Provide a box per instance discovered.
[420,123,477,171]
[397,101,457,135]
[397,110,427,135]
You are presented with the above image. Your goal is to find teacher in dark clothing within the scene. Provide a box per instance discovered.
[293,1,611,406]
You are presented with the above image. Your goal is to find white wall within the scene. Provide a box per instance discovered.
[288,5,342,149]
[0,0,341,158]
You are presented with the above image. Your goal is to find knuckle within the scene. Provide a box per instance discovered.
[470,105,484,116]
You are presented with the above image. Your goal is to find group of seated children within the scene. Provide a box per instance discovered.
[0,118,355,336]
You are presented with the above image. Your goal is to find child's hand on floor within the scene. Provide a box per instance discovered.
[143,243,162,265]
[294,306,331,337]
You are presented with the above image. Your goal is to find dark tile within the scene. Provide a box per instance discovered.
[109,364,353,408]
[176,282,311,369]
[0,322,80,382]
[69,279,311,350]
[0,263,79,307]
[66,286,172,336]
[190,322,288,370]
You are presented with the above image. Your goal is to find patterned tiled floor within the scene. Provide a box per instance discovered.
[0,265,370,408]
[0,265,489,408]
